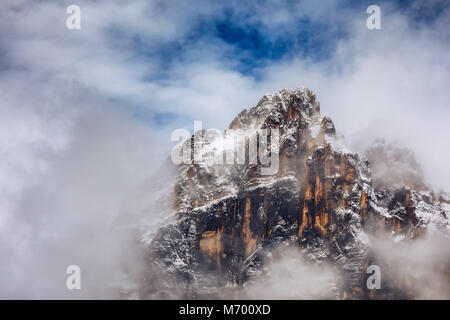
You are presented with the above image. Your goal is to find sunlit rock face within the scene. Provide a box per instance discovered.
[140,88,450,299]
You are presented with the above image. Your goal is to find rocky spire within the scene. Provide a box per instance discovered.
[140,88,450,299]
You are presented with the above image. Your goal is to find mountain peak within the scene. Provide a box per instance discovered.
[141,87,450,300]
[229,87,321,130]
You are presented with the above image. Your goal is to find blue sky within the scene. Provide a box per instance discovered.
[108,0,447,84]
[90,0,449,127]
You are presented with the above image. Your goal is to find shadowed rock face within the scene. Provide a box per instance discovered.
[140,88,450,299]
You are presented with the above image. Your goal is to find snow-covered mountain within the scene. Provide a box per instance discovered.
[139,88,450,299]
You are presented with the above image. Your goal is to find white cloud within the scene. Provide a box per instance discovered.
[0,0,449,297]
[242,246,340,299]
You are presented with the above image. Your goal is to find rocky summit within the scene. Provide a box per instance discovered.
[139,88,450,299]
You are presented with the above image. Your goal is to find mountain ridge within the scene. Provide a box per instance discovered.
[140,88,450,299]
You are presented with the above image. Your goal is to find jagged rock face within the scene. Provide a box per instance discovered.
[140,88,450,299]
[366,141,449,237]
[366,139,426,191]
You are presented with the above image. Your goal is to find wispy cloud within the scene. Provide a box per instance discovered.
[0,0,449,297]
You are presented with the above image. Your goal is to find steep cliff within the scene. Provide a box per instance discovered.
[140,88,450,299]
